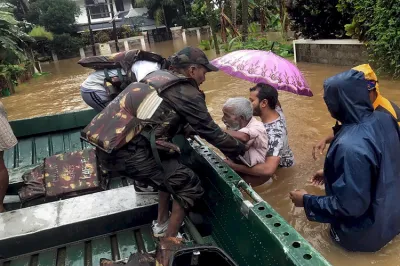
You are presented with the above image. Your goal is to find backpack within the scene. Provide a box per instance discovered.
[78,50,168,98]
[80,71,196,154]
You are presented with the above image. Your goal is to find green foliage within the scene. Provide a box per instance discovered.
[50,34,83,58]
[29,26,53,41]
[337,0,373,41]
[199,39,213,51]
[0,63,25,80]
[249,0,280,28]
[267,14,281,31]
[153,8,164,26]
[119,24,133,38]
[33,71,49,78]
[80,30,91,46]
[0,2,33,64]
[248,22,259,34]
[199,34,293,58]
[181,0,208,28]
[27,0,80,34]
[95,30,111,43]
[338,0,400,78]
[135,0,174,26]
[286,0,350,39]
[0,62,28,92]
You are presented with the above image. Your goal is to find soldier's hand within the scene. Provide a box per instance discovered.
[183,124,196,138]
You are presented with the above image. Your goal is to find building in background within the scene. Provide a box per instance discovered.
[74,0,169,42]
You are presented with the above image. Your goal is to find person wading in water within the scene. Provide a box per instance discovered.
[290,68,400,252]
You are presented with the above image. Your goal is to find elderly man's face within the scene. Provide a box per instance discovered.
[222,106,241,130]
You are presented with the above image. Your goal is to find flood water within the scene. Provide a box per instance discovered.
[3,36,400,265]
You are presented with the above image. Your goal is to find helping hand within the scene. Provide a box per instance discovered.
[310,169,324,186]
[312,138,327,160]
[289,189,308,207]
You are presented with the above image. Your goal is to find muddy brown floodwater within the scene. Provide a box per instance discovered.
[3,35,400,265]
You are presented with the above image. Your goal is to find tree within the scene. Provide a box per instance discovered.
[241,0,248,40]
[27,0,80,34]
[135,0,175,26]
[231,0,236,26]
[286,0,350,39]
[6,0,29,21]
[206,0,220,54]
[181,0,208,28]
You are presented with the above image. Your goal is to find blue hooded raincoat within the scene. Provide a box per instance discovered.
[303,69,400,252]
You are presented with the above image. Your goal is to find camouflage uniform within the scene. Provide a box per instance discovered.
[96,47,245,210]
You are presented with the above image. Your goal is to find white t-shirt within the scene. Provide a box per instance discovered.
[80,60,161,93]
[80,69,125,92]
[131,60,161,82]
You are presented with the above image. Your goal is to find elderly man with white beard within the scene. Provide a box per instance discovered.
[222,97,269,182]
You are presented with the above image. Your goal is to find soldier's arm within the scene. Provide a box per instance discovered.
[164,84,245,157]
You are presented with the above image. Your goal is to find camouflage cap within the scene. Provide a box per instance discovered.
[169,46,219,72]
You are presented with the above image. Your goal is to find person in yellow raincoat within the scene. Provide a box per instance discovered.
[310,64,400,185]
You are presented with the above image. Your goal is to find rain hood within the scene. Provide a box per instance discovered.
[303,69,400,252]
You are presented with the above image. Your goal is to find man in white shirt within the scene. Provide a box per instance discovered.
[80,60,161,112]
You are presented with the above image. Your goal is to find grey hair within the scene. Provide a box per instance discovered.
[223,97,253,121]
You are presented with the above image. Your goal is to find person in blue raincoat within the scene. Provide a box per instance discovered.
[289,68,400,252]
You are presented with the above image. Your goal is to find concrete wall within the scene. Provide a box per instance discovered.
[83,38,142,57]
[294,39,368,66]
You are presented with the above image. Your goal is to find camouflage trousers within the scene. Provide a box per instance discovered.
[96,135,204,210]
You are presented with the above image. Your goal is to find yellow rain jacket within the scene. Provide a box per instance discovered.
[353,64,400,126]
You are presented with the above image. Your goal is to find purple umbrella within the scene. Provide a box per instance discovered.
[210,50,313,97]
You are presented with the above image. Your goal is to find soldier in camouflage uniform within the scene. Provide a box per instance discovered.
[94,47,245,254]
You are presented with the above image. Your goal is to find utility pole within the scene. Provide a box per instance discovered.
[84,0,96,56]
[108,0,120,52]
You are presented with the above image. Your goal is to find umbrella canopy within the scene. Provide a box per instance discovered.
[210,50,313,97]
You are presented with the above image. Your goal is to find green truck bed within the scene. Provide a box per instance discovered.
[1,110,331,266]
[3,225,157,266]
